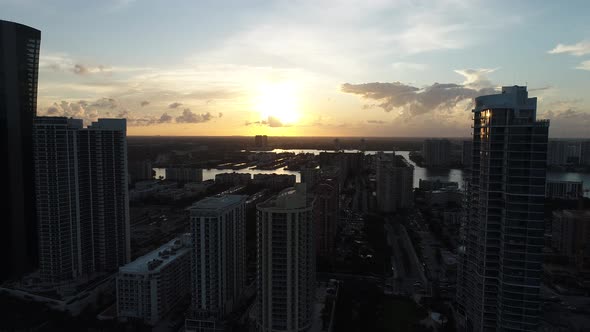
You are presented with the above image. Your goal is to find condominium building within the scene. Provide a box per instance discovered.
[33,117,130,284]
[313,181,339,259]
[457,86,549,331]
[547,140,568,166]
[165,167,203,183]
[581,140,590,166]
[546,180,584,200]
[256,184,315,332]
[300,167,320,190]
[1,20,41,280]
[375,152,414,213]
[188,195,247,324]
[422,139,451,167]
[254,135,268,148]
[551,210,590,262]
[462,140,473,169]
[117,235,191,325]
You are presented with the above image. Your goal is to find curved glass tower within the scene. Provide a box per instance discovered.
[457,86,549,331]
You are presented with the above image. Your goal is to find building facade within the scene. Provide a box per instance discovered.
[462,140,473,169]
[546,180,584,200]
[117,235,191,325]
[547,141,568,166]
[313,182,339,260]
[256,184,315,332]
[551,210,590,263]
[457,86,549,332]
[165,167,203,183]
[375,152,414,213]
[34,117,130,283]
[422,139,451,167]
[188,195,247,322]
[0,20,41,281]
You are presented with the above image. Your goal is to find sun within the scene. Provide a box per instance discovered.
[254,82,300,125]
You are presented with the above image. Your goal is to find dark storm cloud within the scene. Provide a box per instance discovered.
[169,102,183,109]
[140,100,150,107]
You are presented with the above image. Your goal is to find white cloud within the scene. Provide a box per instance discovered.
[576,60,590,71]
[548,41,590,56]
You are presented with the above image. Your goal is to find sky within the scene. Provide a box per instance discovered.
[3,0,590,137]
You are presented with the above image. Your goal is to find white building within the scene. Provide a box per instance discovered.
[33,117,130,284]
[375,152,414,213]
[256,184,315,332]
[117,235,191,325]
[187,195,247,326]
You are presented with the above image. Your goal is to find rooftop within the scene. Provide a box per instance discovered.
[258,183,312,210]
[190,194,247,213]
[119,235,190,274]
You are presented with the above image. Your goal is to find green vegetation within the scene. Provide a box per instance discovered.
[334,281,428,332]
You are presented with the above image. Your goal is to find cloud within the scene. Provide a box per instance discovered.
[168,102,183,109]
[548,41,590,56]
[245,116,285,127]
[175,109,213,123]
[367,120,386,124]
[454,68,496,90]
[576,60,590,71]
[542,109,590,138]
[91,97,118,109]
[140,100,150,107]
[159,113,173,123]
[218,112,223,118]
[342,69,497,116]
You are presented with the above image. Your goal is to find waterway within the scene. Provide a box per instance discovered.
[154,149,590,197]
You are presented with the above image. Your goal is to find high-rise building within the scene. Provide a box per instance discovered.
[165,167,203,183]
[457,86,549,331]
[128,160,153,184]
[546,180,583,200]
[0,20,41,281]
[117,235,192,326]
[187,195,247,325]
[313,182,339,260]
[551,210,590,261]
[375,152,414,213]
[581,140,590,166]
[256,184,315,332]
[34,117,130,283]
[462,140,473,169]
[422,139,451,167]
[254,135,268,148]
[300,167,320,190]
[547,140,568,166]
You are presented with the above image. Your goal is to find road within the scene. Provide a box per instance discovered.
[384,221,427,296]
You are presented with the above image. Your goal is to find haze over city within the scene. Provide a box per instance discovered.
[3,0,590,137]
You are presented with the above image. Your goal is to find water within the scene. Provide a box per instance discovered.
[154,149,590,197]
[154,167,301,182]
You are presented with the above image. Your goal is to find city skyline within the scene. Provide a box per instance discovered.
[2,1,590,137]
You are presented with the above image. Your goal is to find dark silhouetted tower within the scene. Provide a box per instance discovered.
[0,20,41,281]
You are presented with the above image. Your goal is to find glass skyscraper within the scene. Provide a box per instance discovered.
[0,20,41,281]
[457,86,549,331]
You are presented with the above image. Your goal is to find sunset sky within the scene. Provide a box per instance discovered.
[3,0,590,137]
